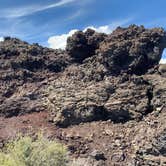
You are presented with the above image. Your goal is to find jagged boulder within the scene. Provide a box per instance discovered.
[67,25,166,75]
[98,25,166,75]
[47,73,154,127]
[66,29,106,62]
[47,25,166,126]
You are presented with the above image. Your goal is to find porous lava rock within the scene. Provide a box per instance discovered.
[67,25,166,75]
[0,25,166,126]
[0,37,71,117]
[47,73,155,127]
[0,25,166,166]
[47,25,166,127]
[66,29,106,62]
[98,25,166,75]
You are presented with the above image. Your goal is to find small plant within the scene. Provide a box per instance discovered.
[0,135,68,166]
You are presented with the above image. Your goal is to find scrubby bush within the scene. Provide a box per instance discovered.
[0,135,68,166]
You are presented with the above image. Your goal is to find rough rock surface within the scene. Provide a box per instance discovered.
[0,25,166,165]
[67,25,166,75]
[0,37,71,117]
[66,29,106,62]
[47,73,154,127]
[48,25,166,126]
[97,25,166,75]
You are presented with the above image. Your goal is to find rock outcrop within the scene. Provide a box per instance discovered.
[0,25,165,124]
[47,73,155,127]
[0,25,166,166]
[67,25,166,75]
[66,29,106,62]
[47,25,166,126]
[0,37,71,117]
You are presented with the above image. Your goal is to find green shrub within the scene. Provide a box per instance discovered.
[0,135,68,166]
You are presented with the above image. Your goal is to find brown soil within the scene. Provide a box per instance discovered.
[0,107,165,165]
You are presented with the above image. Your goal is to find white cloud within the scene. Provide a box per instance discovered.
[0,37,4,42]
[83,18,133,34]
[47,24,118,49]
[48,25,113,49]
[48,29,78,49]
[0,0,76,18]
[48,18,133,49]
[159,59,166,64]
[83,25,112,34]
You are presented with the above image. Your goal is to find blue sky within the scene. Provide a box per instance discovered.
[0,0,166,62]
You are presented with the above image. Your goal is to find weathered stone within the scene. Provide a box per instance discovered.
[66,29,106,62]
[67,25,166,75]
[97,25,166,75]
[0,37,71,117]
[90,150,106,161]
[0,25,166,127]
[47,73,155,126]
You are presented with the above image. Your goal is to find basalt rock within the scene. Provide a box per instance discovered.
[67,25,166,75]
[0,37,71,117]
[0,25,166,126]
[66,29,106,63]
[47,25,166,127]
[47,73,154,127]
[0,25,166,166]
[98,25,166,75]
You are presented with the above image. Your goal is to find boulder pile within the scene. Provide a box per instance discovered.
[0,25,165,126]
[0,25,166,165]
[47,25,166,126]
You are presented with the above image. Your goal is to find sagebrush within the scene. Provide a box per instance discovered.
[0,135,68,166]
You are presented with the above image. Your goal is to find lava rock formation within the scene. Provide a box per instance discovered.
[0,25,166,166]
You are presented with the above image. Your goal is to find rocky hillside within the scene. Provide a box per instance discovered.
[0,25,166,165]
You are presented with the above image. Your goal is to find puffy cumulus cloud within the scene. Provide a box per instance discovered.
[0,37,4,42]
[48,29,78,49]
[47,17,133,49]
[48,25,113,49]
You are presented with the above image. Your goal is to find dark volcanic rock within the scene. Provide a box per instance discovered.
[90,150,106,161]
[0,25,166,125]
[67,25,166,75]
[46,25,166,127]
[0,25,166,166]
[98,25,166,75]
[0,37,71,117]
[47,73,154,127]
[66,29,106,62]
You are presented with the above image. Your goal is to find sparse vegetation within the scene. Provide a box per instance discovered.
[0,135,68,166]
